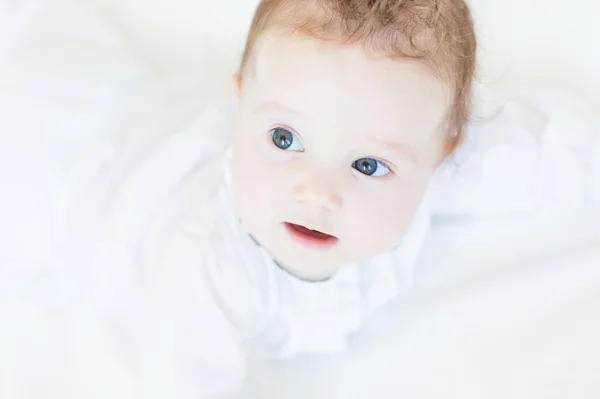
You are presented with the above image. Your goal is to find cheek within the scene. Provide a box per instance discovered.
[230,135,291,218]
[347,174,431,247]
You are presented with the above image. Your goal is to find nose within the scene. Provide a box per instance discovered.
[292,175,343,212]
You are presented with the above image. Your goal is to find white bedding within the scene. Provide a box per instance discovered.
[1,1,599,398]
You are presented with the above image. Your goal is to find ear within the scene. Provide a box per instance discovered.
[232,72,242,97]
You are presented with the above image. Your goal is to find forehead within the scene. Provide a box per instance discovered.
[244,34,451,145]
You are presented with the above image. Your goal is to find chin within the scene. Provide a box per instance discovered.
[249,226,345,282]
[275,260,337,283]
[271,248,344,280]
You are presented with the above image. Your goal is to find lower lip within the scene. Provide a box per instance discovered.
[284,223,339,250]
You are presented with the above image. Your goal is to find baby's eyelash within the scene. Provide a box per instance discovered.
[379,160,392,170]
[373,158,394,174]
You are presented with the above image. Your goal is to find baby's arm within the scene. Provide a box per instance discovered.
[141,225,264,399]
[432,89,600,218]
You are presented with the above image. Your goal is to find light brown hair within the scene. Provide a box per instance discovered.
[240,0,477,148]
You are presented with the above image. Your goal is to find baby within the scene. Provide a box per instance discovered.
[135,0,599,397]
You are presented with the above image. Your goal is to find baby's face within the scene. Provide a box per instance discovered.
[231,35,450,281]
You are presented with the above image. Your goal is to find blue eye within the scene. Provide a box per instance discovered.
[353,157,391,177]
[271,127,304,152]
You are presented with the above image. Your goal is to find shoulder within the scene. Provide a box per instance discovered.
[432,85,600,216]
[145,173,274,336]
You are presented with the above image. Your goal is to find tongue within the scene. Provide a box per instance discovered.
[293,224,332,240]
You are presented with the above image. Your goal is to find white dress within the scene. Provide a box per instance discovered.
[1,84,599,399]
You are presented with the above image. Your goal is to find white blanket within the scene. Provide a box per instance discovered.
[1,1,600,398]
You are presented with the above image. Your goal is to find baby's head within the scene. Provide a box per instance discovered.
[230,0,476,281]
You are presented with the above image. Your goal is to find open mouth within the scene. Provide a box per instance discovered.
[284,222,339,250]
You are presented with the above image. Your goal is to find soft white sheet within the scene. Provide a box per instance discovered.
[1,1,599,398]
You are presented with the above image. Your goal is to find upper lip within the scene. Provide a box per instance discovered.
[286,221,335,237]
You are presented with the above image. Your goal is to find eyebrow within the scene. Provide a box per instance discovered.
[372,138,418,163]
[253,101,299,115]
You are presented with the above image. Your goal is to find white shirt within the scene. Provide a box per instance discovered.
[1,85,599,399]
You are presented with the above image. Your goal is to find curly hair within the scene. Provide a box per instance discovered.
[240,0,477,145]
